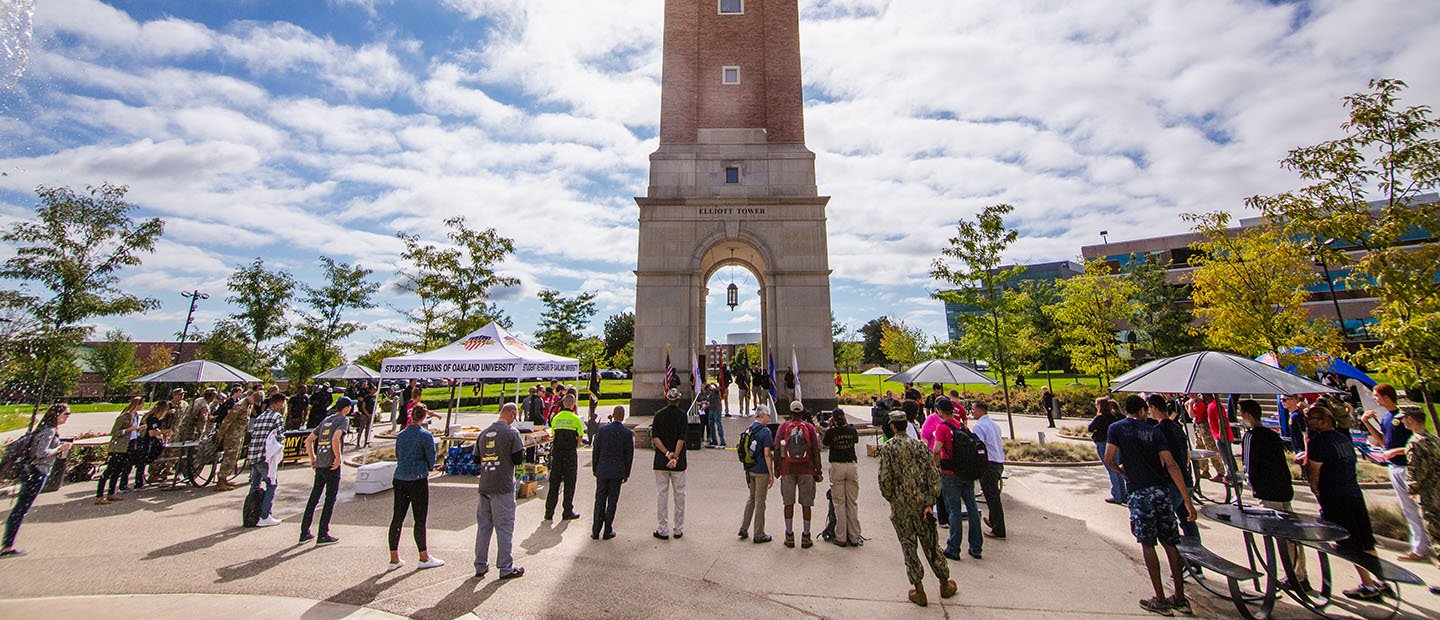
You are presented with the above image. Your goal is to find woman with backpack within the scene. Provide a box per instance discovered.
[1088,398,1127,505]
[95,397,145,504]
[2,403,72,557]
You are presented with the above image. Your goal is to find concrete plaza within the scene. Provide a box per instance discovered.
[0,404,1436,619]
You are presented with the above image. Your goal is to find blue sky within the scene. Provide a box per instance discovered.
[1,0,1438,358]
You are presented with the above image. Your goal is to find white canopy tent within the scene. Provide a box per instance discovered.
[380,322,580,429]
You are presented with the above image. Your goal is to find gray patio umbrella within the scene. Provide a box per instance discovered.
[861,366,895,391]
[887,359,996,386]
[132,359,262,384]
[312,363,382,381]
[1107,351,1342,395]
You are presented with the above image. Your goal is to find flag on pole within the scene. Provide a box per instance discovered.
[587,360,600,401]
[663,344,676,393]
[690,345,702,393]
[791,345,803,404]
[766,348,778,403]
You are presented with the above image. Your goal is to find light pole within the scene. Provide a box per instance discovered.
[178,290,209,358]
[1100,230,1109,245]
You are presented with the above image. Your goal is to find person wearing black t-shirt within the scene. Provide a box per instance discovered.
[823,409,861,547]
[1105,395,1195,616]
[1238,399,1307,589]
[1303,402,1384,601]
[650,389,688,540]
[1146,394,1199,543]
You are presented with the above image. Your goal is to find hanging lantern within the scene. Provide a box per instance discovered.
[726,282,739,310]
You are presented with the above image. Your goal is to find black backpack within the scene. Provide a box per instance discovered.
[942,422,987,481]
[0,431,37,481]
[242,486,264,527]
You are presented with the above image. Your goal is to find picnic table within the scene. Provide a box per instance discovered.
[1183,503,1426,619]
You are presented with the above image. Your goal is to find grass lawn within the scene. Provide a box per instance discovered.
[837,369,1105,397]
[417,379,632,401]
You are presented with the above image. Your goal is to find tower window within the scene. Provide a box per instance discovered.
[719,0,743,15]
[724,166,741,184]
[722,66,740,85]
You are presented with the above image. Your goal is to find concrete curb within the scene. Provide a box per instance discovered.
[1004,460,1103,468]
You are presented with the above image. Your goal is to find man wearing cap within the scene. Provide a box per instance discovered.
[300,396,352,546]
[545,394,584,521]
[651,388,688,539]
[776,400,823,548]
[177,388,217,443]
[878,410,955,607]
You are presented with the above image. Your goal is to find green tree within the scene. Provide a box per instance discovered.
[609,341,634,373]
[393,231,457,349]
[858,316,892,365]
[1124,255,1201,359]
[402,217,519,341]
[602,311,635,361]
[138,345,174,376]
[195,318,261,375]
[1249,79,1440,425]
[9,344,80,402]
[87,329,138,399]
[300,256,379,343]
[0,183,163,425]
[1184,212,1341,372]
[879,320,926,368]
[571,336,607,373]
[225,257,296,358]
[356,340,407,371]
[931,203,1024,435]
[834,337,863,386]
[1013,280,1067,392]
[281,329,344,387]
[535,289,598,355]
[1052,260,1140,386]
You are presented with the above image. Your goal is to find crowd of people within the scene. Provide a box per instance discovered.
[1086,383,1440,615]
[3,374,1438,614]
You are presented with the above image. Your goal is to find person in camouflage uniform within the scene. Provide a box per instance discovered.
[1399,406,1440,594]
[215,390,262,491]
[877,412,956,607]
[173,388,217,443]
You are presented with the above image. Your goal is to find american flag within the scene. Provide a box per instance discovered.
[663,344,676,392]
[461,335,493,350]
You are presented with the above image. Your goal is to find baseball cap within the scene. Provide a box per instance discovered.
[665,388,681,400]
[789,400,804,412]
[331,396,355,412]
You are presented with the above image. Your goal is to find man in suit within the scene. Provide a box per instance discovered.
[591,405,635,540]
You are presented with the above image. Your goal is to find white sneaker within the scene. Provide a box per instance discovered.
[417,557,446,569]
[387,559,405,572]
[256,517,282,528]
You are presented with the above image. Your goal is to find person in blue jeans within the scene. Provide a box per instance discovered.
[247,394,287,527]
[930,400,982,560]
[2,404,71,557]
[1089,398,1128,504]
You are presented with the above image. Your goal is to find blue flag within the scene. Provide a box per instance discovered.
[766,349,778,403]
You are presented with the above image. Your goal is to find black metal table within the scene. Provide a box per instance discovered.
[1198,503,1419,620]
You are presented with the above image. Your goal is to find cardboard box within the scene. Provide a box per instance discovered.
[866,444,880,458]
[516,481,538,498]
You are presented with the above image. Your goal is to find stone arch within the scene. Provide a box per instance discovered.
[693,233,773,364]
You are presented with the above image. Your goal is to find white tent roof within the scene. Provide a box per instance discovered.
[379,322,579,380]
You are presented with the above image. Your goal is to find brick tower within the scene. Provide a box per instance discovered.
[632,0,836,416]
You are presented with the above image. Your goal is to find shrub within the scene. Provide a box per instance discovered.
[1003,439,1097,463]
[1058,424,1089,439]
[1368,502,1409,541]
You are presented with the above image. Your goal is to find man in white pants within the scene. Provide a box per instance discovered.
[651,389,688,539]
[1362,384,1433,562]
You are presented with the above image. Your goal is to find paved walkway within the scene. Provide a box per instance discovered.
[1,393,1436,619]
[0,593,409,619]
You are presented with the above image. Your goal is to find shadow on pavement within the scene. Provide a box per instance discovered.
[214,543,318,583]
[406,575,511,620]
[520,518,571,555]
[143,525,253,560]
[304,568,424,618]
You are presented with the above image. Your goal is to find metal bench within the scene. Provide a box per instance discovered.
[1179,541,1263,581]
[1296,540,1425,586]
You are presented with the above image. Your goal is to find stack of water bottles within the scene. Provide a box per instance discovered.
[445,446,478,476]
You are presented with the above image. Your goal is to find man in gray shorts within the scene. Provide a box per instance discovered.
[775,401,823,548]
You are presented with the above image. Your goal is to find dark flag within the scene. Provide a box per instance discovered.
[663,344,677,391]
